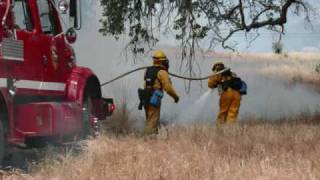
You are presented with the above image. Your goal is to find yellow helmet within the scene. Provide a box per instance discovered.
[152,50,167,61]
[212,61,225,71]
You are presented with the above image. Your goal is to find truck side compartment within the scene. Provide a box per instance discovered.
[14,102,82,138]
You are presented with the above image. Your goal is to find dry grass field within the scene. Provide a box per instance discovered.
[1,113,320,180]
[207,51,320,61]
[209,51,320,90]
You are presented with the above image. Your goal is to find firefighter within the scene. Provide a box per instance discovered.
[141,50,179,135]
[208,62,242,124]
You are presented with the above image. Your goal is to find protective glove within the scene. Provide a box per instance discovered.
[174,96,180,103]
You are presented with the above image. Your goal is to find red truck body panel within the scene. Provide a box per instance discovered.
[15,102,82,136]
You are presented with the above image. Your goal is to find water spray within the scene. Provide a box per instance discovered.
[176,89,214,123]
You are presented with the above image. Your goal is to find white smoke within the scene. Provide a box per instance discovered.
[72,1,320,125]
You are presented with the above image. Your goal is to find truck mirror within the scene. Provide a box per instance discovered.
[58,0,69,14]
[65,28,77,44]
[69,0,81,30]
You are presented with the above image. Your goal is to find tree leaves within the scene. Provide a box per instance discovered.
[99,0,310,55]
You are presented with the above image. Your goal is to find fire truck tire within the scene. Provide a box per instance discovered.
[81,95,94,138]
[0,120,5,165]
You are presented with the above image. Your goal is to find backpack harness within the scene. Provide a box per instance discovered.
[138,66,164,109]
[219,75,247,95]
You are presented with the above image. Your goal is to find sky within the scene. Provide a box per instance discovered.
[67,0,320,53]
[158,1,320,52]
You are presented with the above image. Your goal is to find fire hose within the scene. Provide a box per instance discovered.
[100,66,230,87]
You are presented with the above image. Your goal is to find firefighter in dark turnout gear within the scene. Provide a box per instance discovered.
[142,50,179,135]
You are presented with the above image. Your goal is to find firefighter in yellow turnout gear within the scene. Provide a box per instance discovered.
[141,51,179,135]
[208,62,242,124]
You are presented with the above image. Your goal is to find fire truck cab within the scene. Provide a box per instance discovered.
[0,0,114,162]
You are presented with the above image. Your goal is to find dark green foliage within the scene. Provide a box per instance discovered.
[272,41,283,54]
[316,64,320,73]
[99,0,310,56]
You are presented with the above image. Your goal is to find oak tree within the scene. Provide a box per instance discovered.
[99,0,312,83]
[100,0,311,51]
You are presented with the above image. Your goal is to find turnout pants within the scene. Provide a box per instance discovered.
[144,104,161,135]
[217,89,241,124]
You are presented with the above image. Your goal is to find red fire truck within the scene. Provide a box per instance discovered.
[0,0,115,162]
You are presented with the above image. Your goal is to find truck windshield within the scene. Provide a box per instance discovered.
[13,0,33,31]
[37,0,58,35]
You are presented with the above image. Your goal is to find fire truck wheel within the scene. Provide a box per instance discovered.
[0,120,5,165]
[82,95,94,138]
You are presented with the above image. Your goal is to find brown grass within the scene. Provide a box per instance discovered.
[206,51,320,91]
[3,114,320,180]
[101,100,138,135]
[162,47,320,61]
[206,51,320,62]
[101,83,139,135]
